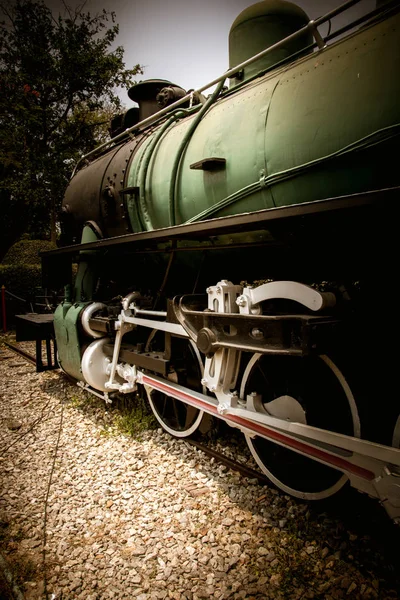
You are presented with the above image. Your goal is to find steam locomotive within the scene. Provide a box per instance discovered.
[42,0,400,522]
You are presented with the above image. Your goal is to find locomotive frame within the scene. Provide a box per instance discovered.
[42,0,400,523]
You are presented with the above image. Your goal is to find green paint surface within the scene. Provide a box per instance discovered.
[126,11,400,230]
[54,302,86,381]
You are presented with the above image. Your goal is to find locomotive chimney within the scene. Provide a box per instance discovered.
[128,79,187,121]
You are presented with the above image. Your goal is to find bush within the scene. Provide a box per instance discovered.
[0,263,42,298]
[0,239,57,304]
[2,239,56,266]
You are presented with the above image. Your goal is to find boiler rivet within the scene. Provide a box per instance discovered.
[251,328,264,339]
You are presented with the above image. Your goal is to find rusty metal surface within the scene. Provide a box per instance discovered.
[184,438,271,485]
[4,342,37,365]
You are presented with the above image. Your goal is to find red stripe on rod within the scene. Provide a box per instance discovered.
[226,413,374,481]
[142,373,375,481]
[141,374,219,415]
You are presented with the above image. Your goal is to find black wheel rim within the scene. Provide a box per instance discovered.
[147,337,204,437]
[242,354,359,498]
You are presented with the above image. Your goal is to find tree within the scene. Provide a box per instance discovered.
[0,0,142,256]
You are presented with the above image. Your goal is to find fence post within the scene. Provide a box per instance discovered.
[1,285,6,333]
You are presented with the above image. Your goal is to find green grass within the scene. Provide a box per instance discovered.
[112,392,157,438]
[67,386,157,439]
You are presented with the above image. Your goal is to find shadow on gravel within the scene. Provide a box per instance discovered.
[249,475,397,590]
[188,421,400,598]
[0,572,13,600]
[307,487,400,592]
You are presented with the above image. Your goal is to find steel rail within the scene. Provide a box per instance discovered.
[4,342,37,365]
[184,438,272,485]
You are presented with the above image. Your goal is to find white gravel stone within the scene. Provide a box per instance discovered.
[0,342,399,600]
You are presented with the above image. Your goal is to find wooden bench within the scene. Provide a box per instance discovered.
[15,313,58,372]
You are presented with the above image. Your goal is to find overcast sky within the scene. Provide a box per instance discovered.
[45,0,376,105]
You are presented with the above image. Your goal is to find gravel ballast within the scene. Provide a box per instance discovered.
[0,342,399,600]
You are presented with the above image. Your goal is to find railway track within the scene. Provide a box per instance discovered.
[185,438,271,486]
[0,342,272,485]
[1,336,400,597]
[2,338,400,541]
[3,341,37,365]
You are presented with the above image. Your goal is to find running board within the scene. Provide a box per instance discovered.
[137,370,400,523]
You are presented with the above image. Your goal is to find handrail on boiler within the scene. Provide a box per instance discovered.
[72,0,373,177]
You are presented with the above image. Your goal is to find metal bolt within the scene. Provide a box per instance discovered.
[201,378,208,386]
[251,328,264,339]
[236,295,247,307]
